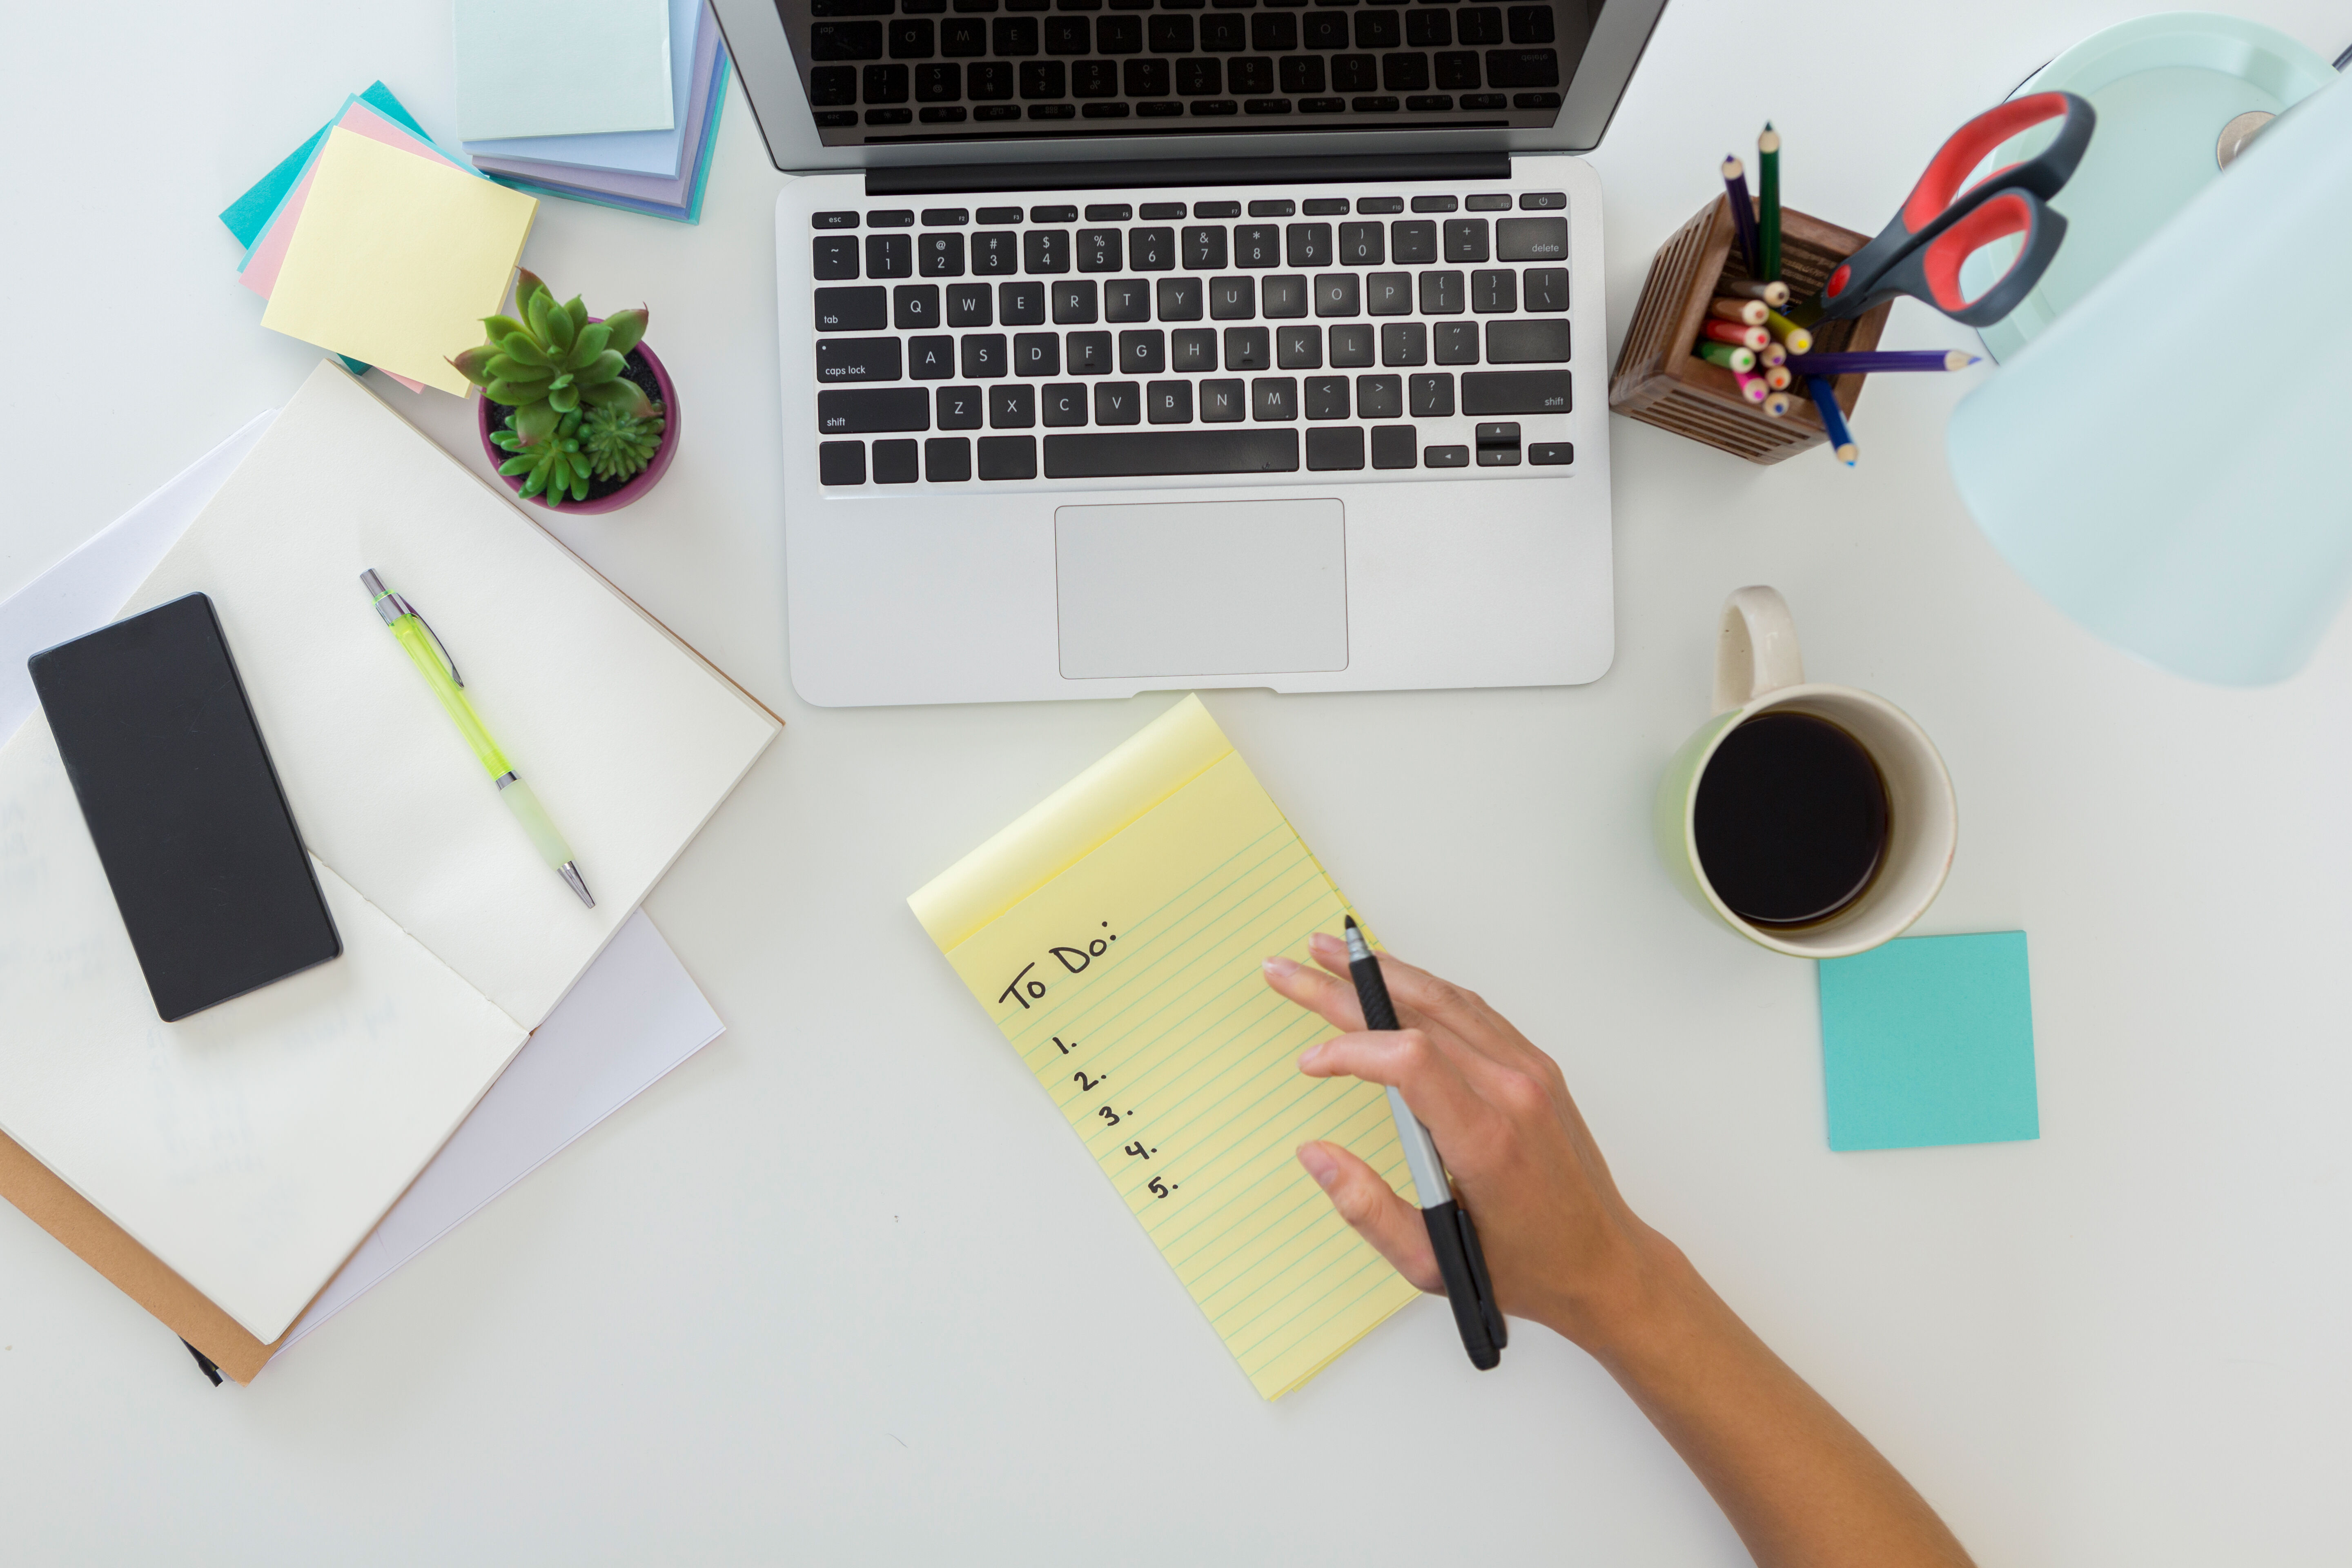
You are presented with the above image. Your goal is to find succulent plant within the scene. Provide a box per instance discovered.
[450,270,654,448]
[579,404,666,483]
[490,410,590,504]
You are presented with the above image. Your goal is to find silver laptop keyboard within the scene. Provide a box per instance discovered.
[805,188,1573,486]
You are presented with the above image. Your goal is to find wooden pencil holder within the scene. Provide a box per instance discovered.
[1609,197,1894,464]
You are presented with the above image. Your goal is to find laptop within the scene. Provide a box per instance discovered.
[713,0,1666,706]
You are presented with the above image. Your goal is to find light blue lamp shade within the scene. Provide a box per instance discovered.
[1947,69,2352,685]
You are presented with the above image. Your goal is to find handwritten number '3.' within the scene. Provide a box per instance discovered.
[1098,1106,1120,1127]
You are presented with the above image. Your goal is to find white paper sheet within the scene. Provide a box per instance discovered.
[1,442,726,1358]
[0,719,529,1341]
[128,363,778,1030]
[0,412,277,742]
[281,908,720,1352]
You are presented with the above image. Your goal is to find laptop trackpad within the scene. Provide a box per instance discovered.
[1055,500,1348,679]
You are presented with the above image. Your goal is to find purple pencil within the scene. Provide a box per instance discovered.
[1721,155,1763,274]
[1785,349,1981,374]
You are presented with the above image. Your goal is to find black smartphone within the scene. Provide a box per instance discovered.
[29,592,341,1021]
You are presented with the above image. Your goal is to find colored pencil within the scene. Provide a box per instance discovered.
[1762,389,1794,417]
[1733,366,1770,403]
[1703,318,1772,351]
[1758,124,1782,282]
[1696,340,1757,372]
[1784,349,1981,374]
[1708,296,1771,326]
[1722,156,1763,274]
[1759,340,1788,368]
[1762,309,1813,354]
[1720,277,1793,308]
[1764,363,1792,391]
[1804,376,1858,466]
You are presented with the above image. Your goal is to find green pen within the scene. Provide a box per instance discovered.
[360,569,594,908]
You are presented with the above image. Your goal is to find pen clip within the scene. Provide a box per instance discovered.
[406,605,465,688]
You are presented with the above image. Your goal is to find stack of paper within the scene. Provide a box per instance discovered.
[222,86,537,393]
[465,0,731,225]
[0,362,780,1347]
[0,414,737,1382]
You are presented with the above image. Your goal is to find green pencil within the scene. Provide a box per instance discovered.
[1758,123,1782,283]
[1696,340,1757,373]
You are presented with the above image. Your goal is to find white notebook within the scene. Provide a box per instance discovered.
[0,363,778,1340]
[126,362,778,1029]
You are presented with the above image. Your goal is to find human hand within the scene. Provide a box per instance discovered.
[1265,933,1667,1352]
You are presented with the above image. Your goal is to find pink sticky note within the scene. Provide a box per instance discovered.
[241,101,479,393]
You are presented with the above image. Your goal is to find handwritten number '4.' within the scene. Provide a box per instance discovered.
[1125,1141,1152,1161]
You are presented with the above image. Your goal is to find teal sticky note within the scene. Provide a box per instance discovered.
[218,83,431,248]
[1817,932,2038,1152]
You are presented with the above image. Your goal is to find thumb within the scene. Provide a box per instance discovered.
[1297,1141,1443,1294]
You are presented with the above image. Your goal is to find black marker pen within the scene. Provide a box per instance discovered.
[1342,917,1506,1371]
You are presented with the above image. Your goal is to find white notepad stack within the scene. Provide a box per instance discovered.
[0,363,779,1343]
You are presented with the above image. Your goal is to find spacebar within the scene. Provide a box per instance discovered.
[1043,429,1300,479]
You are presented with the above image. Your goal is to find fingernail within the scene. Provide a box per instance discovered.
[1297,1143,1339,1188]
[1263,954,1299,978]
[1297,1042,1322,1070]
[1309,931,1343,952]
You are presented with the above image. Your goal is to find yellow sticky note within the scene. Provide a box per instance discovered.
[261,128,537,394]
[912,696,1420,1399]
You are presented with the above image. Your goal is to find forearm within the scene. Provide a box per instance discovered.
[1576,1235,1976,1568]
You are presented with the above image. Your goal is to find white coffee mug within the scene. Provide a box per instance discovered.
[1653,588,1957,958]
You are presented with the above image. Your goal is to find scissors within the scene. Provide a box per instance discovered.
[1797,91,2096,329]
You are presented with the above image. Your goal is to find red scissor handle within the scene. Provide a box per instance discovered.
[1817,91,2094,321]
[1900,93,2082,231]
[1865,189,2068,327]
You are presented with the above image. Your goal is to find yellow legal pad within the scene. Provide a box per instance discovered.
[911,696,1420,1399]
[261,128,538,395]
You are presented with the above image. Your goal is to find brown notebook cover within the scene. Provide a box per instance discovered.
[0,1129,287,1383]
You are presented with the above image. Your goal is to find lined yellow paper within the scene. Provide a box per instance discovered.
[912,697,1420,1398]
[261,128,537,394]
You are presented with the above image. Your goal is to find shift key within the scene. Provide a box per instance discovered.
[1461,370,1571,414]
[815,337,904,382]
[818,386,930,434]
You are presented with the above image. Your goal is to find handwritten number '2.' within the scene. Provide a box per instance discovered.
[1073,1071,1099,1091]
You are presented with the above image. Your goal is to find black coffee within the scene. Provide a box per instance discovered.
[1693,711,1889,928]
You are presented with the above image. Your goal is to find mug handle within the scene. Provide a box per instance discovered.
[1713,586,1806,715]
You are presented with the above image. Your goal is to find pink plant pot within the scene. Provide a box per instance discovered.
[477,328,679,515]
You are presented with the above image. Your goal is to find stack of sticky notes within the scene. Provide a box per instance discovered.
[221,84,537,395]
[461,0,730,224]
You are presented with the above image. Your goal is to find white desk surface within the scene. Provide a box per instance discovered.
[5,2,2348,1560]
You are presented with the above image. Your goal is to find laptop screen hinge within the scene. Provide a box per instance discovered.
[865,152,1512,198]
